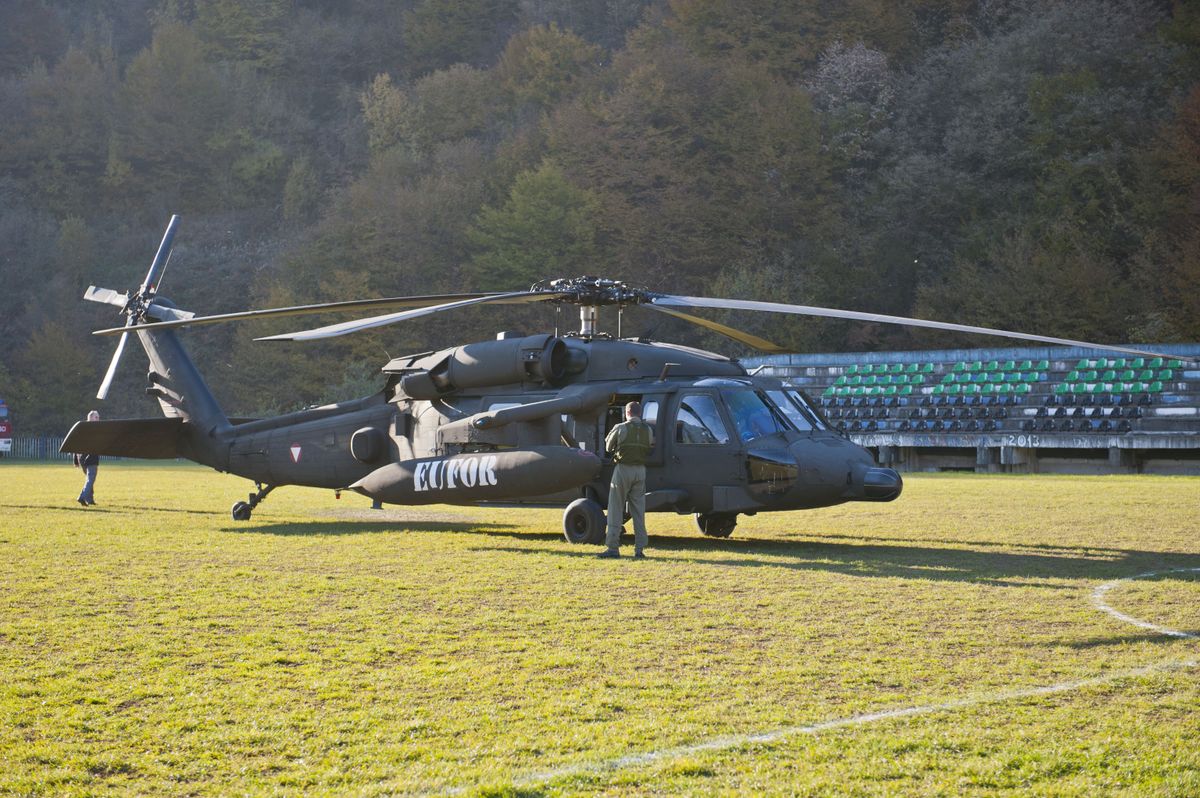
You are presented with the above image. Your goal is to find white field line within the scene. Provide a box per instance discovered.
[436,567,1200,795]
[1090,567,1200,639]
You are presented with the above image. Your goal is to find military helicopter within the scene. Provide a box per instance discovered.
[61,217,1186,543]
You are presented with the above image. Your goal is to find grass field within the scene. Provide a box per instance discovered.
[1,462,1198,796]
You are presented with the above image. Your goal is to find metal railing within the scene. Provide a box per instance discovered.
[1,436,69,461]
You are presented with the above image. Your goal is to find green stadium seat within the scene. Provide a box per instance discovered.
[1101,370,1116,382]
[952,361,966,372]
[823,386,836,395]
[904,363,919,374]
[835,375,847,385]
[1168,359,1183,368]
[846,364,860,375]
[984,360,999,371]
[1004,372,1021,383]
[888,364,904,374]
[1073,382,1090,393]
[1129,357,1145,369]
[921,363,935,373]
[1036,359,1050,370]
[969,360,983,372]
[1014,383,1032,394]
[851,387,864,396]
[947,384,962,395]
[1018,359,1033,370]
[1127,381,1146,393]
[884,385,898,396]
[1095,357,1109,368]
[849,375,862,385]
[1001,360,1016,370]
[1138,369,1154,381]
[1067,370,1080,381]
[1083,370,1098,381]
[1149,357,1164,368]
[1148,381,1163,392]
[1054,382,1070,394]
[1119,370,1135,381]
[863,375,877,385]
[1076,358,1092,369]
[942,374,956,384]
[989,372,1005,382]
[931,385,944,395]
[1158,368,1175,381]
[899,385,914,395]
[1111,358,1126,368]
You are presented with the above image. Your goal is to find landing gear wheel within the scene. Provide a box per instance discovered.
[231,501,253,521]
[563,498,607,545]
[696,512,737,538]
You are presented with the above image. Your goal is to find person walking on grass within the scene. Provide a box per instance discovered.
[598,401,653,560]
[74,410,100,507]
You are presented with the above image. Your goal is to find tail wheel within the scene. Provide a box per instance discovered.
[696,512,737,538]
[563,498,607,545]
[231,501,252,521]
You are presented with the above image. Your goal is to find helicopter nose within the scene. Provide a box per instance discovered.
[856,466,903,502]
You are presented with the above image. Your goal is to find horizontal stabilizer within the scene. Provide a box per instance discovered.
[60,418,184,459]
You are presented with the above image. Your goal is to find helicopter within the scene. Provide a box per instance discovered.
[61,216,1189,543]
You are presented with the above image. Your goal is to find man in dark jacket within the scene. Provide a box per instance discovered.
[75,410,100,506]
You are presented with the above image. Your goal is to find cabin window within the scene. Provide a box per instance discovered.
[675,394,730,444]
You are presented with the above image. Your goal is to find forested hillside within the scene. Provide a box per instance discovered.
[1,0,1196,432]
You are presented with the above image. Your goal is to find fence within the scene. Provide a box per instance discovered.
[1,436,69,461]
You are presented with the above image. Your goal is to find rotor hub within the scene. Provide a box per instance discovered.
[531,276,650,307]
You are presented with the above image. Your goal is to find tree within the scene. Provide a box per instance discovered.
[110,22,230,204]
[498,24,604,109]
[195,0,290,71]
[404,0,520,76]
[467,161,602,288]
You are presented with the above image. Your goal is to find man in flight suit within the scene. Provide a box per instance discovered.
[598,401,654,559]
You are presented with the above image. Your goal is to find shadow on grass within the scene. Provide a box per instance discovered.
[1048,633,1200,649]
[228,520,520,536]
[3,502,227,516]
[468,528,1200,589]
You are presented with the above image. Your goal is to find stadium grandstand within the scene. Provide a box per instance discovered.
[747,343,1200,475]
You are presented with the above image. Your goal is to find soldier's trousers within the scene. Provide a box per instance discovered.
[605,463,647,551]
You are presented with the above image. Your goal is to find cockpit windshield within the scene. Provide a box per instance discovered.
[726,390,788,442]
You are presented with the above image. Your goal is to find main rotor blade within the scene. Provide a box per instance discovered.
[641,303,787,353]
[652,295,1193,362]
[96,328,129,400]
[257,291,569,342]
[91,292,524,337]
[141,215,180,296]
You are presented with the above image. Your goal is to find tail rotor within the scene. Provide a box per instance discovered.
[86,215,194,400]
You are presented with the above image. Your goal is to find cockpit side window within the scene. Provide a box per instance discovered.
[766,389,813,431]
[784,389,829,430]
[675,394,730,444]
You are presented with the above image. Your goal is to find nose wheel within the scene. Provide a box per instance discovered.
[231,483,276,521]
[696,512,737,538]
